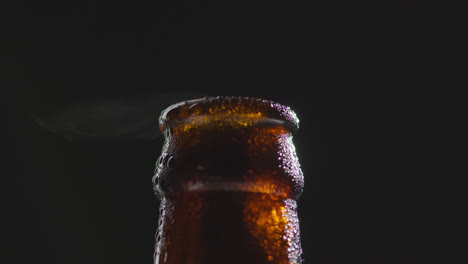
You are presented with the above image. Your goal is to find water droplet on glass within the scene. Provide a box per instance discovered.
[153,175,159,185]
[166,156,174,168]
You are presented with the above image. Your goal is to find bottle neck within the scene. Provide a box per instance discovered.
[154,190,302,264]
[154,97,304,264]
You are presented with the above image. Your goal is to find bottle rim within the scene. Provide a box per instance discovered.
[159,96,300,132]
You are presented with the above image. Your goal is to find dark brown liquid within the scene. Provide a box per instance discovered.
[155,190,301,264]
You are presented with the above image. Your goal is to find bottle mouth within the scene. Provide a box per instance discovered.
[159,96,300,132]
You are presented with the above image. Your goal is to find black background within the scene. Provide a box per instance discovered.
[3,1,467,263]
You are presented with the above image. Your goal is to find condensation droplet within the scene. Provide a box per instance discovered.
[166,156,174,168]
[153,175,159,186]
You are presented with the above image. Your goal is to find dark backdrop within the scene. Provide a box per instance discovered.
[4,1,466,263]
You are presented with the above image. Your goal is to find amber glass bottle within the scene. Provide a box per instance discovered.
[152,96,304,264]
